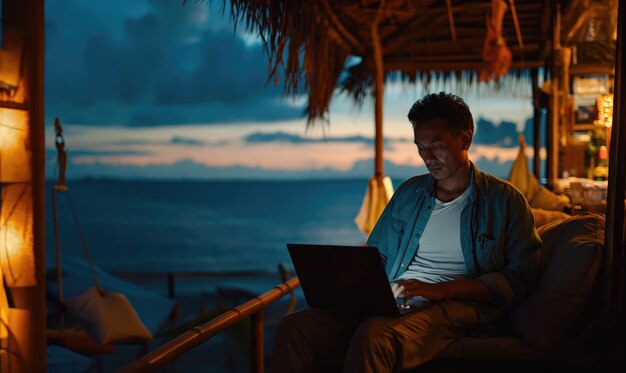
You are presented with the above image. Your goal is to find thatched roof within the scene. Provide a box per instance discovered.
[217,0,599,122]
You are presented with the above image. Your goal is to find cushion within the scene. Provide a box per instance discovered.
[508,213,605,350]
[65,286,153,344]
[531,208,570,229]
[47,255,176,335]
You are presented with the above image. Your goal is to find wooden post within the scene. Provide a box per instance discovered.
[531,68,542,180]
[604,0,625,370]
[167,272,175,299]
[372,1,386,178]
[547,3,561,189]
[51,189,65,329]
[2,0,47,372]
[251,311,265,373]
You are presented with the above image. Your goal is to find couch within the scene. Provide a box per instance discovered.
[423,213,607,371]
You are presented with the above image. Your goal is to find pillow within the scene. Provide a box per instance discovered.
[65,286,153,344]
[531,207,570,229]
[508,213,605,350]
[528,186,570,212]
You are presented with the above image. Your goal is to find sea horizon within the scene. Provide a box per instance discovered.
[45,179,375,274]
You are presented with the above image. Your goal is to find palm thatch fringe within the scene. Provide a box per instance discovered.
[223,0,350,125]
[217,0,543,125]
[343,69,534,107]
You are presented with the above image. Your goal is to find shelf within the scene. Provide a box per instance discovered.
[570,64,615,76]
[0,100,29,111]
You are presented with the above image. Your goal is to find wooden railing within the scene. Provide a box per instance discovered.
[117,276,300,373]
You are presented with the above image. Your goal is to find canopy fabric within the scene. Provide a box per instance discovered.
[355,176,394,235]
[509,136,569,211]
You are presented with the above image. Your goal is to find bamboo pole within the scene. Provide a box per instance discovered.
[372,0,386,178]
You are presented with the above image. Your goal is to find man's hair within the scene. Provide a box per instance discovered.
[407,92,474,135]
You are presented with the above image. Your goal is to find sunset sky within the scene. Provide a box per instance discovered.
[44,0,536,180]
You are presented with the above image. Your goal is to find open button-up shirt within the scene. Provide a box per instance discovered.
[368,162,541,308]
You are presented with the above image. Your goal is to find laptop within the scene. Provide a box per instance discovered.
[287,243,417,317]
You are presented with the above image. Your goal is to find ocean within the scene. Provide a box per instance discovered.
[45,179,370,275]
[45,179,378,371]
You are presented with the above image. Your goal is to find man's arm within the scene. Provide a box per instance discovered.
[393,278,498,304]
[479,189,541,307]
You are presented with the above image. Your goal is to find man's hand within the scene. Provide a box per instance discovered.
[391,279,449,301]
[391,282,407,300]
[392,278,499,304]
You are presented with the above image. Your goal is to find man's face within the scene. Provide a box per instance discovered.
[413,118,472,182]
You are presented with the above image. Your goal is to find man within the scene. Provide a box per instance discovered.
[270,92,541,373]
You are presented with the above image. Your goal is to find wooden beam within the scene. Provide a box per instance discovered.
[564,3,607,44]
[386,40,540,57]
[316,0,366,54]
[421,24,540,38]
[381,10,441,54]
[383,59,544,73]
[382,5,541,55]
[508,0,524,48]
[446,0,457,41]
[539,0,552,61]
[570,64,615,75]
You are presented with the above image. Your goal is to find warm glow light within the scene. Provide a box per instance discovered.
[594,94,614,128]
[0,108,32,183]
[0,308,7,340]
[0,260,7,342]
[2,225,30,264]
[0,50,21,90]
[0,184,35,287]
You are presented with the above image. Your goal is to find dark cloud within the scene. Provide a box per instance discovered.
[169,136,205,146]
[103,137,228,147]
[521,116,547,148]
[474,157,514,180]
[44,1,304,126]
[243,131,410,146]
[128,98,303,126]
[153,29,273,105]
[473,117,545,149]
[473,118,519,147]
[45,19,59,35]
[46,149,150,159]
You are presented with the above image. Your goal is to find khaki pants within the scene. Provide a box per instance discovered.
[269,300,501,373]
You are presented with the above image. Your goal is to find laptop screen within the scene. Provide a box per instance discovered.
[287,244,402,317]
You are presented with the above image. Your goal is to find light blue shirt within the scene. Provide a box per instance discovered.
[368,162,541,308]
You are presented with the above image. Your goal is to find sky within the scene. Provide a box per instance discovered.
[44,0,537,181]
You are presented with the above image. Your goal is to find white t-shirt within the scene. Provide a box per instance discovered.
[396,186,471,309]
[399,186,471,283]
